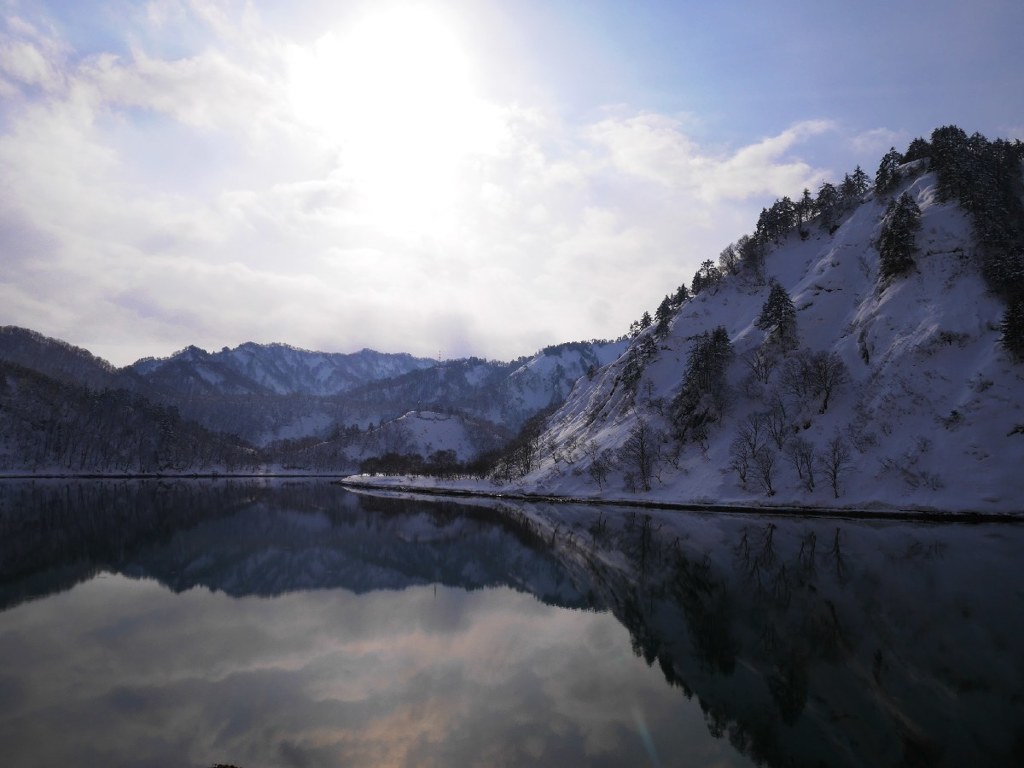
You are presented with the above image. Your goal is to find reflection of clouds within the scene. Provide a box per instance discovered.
[0,574,747,768]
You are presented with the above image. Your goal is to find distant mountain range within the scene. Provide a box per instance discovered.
[0,324,623,473]
[129,342,437,398]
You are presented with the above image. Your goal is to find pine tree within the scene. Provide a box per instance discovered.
[930,125,970,202]
[875,147,903,194]
[691,260,722,295]
[671,283,690,306]
[671,327,734,442]
[903,137,931,163]
[840,173,859,204]
[736,234,765,274]
[655,295,673,334]
[878,192,921,280]
[815,182,840,231]
[756,281,797,348]
[851,165,870,195]
[1001,297,1024,361]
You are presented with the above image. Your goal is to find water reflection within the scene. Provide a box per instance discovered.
[0,480,749,768]
[508,503,1024,768]
[0,480,1022,767]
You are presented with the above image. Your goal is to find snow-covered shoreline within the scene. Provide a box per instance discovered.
[338,473,1024,522]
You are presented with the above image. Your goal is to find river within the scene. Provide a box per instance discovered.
[0,479,1020,767]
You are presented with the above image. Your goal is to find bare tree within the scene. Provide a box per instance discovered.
[718,243,741,275]
[785,436,816,492]
[737,411,768,454]
[781,350,817,403]
[781,349,848,413]
[728,437,752,486]
[764,393,790,448]
[754,446,777,496]
[619,418,661,492]
[742,347,777,385]
[588,449,614,490]
[730,412,768,488]
[819,434,852,498]
[812,352,848,413]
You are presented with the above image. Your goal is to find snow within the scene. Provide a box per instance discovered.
[354,169,1024,515]
[358,410,493,462]
[131,343,437,397]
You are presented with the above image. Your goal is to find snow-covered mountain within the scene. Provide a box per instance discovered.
[499,159,1024,513]
[339,341,626,433]
[131,342,437,397]
[262,341,627,470]
[0,327,623,470]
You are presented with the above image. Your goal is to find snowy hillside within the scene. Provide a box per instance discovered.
[335,341,626,433]
[502,340,627,418]
[280,410,510,473]
[131,343,436,397]
[362,410,505,463]
[503,164,1024,513]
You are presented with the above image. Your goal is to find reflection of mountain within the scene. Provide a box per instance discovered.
[0,481,588,611]
[497,500,1024,768]
[2,482,1022,767]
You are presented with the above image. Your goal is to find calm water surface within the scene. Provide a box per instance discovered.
[0,480,1021,767]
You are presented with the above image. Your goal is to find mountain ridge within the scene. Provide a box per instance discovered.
[0,328,622,472]
[489,156,1024,512]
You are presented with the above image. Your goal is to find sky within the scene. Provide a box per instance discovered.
[2,0,1023,366]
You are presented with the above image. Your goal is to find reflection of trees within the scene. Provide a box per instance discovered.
[0,480,259,609]
[0,481,591,612]
[4,485,1022,768]
[516,504,1024,768]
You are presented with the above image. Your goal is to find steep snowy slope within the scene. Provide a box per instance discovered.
[519,166,1024,512]
[503,340,627,417]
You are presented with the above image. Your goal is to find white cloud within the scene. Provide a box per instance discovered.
[0,38,61,89]
[0,6,842,366]
[587,114,833,202]
[850,126,907,158]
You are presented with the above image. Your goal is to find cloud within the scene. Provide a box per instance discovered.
[0,5,841,365]
[585,114,833,202]
[0,37,62,90]
[850,126,908,157]
[0,565,726,767]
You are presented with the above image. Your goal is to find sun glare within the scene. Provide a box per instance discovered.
[288,5,502,237]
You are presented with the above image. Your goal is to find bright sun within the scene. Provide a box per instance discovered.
[288,5,501,237]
